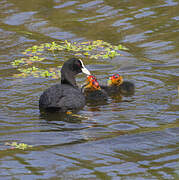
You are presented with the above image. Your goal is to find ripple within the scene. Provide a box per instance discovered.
[0,0,179,179]
[77,0,104,10]
[134,10,155,19]
[54,1,77,9]
[172,16,179,21]
[3,11,36,25]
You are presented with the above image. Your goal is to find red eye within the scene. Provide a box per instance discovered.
[77,63,81,67]
[75,60,82,68]
[88,75,97,81]
[113,74,120,79]
[112,75,116,79]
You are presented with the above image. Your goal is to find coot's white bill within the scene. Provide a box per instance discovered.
[79,59,91,75]
[81,67,90,75]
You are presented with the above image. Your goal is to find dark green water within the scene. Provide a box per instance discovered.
[0,0,179,179]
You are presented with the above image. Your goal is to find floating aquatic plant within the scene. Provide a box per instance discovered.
[12,40,128,79]
[5,142,32,150]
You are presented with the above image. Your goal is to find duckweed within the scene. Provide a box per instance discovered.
[11,40,128,79]
[5,142,32,150]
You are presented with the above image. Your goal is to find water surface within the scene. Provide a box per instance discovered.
[0,0,179,179]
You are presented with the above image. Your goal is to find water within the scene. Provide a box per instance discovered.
[0,0,179,179]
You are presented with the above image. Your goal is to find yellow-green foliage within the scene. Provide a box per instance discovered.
[12,40,128,79]
[5,142,32,150]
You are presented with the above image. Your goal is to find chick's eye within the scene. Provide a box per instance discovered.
[89,75,96,81]
[113,74,120,79]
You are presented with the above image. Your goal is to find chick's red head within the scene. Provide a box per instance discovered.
[108,74,123,86]
[86,75,101,90]
[87,75,97,82]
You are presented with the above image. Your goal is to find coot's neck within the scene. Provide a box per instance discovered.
[61,78,78,88]
[61,71,78,88]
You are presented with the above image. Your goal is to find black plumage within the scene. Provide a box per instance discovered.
[82,75,108,104]
[39,58,90,112]
[101,81,135,96]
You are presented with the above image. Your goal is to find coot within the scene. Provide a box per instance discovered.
[101,74,135,96]
[39,58,90,112]
[82,75,108,102]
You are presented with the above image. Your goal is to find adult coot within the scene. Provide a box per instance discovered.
[82,75,108,102]
[101,74,135,96]
[39,58,91,112]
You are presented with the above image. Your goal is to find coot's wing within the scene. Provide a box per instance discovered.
[39,84,85,111]
[39,84,63,110]
[57,85,85,111]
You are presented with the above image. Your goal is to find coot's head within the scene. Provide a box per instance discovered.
[108,74,123,86]
[61,58,90,87]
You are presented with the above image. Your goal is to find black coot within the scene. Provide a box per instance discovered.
[82,75,108,103]
[39,58,90,112]
[101,74,135,96]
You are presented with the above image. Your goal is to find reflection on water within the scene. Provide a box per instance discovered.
[0,0,179,179]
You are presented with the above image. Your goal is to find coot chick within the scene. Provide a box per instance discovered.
[82,75,108,102]
[39,58,91,112]
[101,74,135,96]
